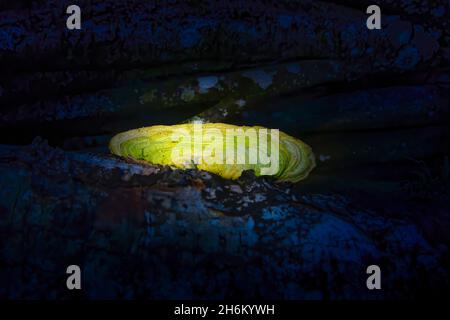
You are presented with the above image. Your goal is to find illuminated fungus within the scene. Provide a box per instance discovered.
[109,123,315,183]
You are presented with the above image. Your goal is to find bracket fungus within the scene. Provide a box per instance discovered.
[109,123,315,183]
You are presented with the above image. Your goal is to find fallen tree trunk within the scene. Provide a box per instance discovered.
[304,125,450,168]
[0,0,448,301]
[3,67,448,140]
[0,60,347,139]
[0,0,441,72]
[0,139,448,299]
[321,0,449,36]
[0,60,234,106]
[238,85,450,133]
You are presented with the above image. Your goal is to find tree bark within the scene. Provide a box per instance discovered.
[0,0,442,72]
[0,139,449,298]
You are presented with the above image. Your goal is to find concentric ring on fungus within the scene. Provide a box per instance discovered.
[109,123,315,183]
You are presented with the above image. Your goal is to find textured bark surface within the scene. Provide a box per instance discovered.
[0,0,442,70]
[1,0,448,142]
[1,140,449,299]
